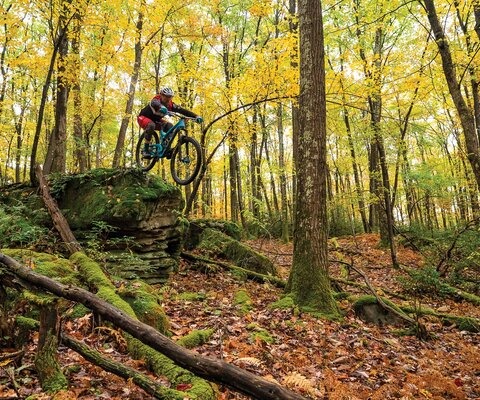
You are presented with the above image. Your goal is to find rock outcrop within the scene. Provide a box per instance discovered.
[0,168,184,284]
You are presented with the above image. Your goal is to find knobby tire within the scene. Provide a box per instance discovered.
[170,136,202,185]
[135,131,160,172]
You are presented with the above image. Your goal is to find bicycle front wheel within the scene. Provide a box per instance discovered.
[135,131,160,172]
[170,136,202,185]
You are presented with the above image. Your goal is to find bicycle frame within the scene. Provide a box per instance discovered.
[150,114,190,159]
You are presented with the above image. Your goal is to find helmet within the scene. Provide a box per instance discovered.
[160,87,174,97]
[150,98,163,111]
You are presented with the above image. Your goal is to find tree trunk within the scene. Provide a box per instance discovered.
[112,10,143,168]
[423,0,480,188]
[72,10,87,173]
[35,304,68,392]
[341,88,369,233]
[202,170,212,217]
[289,0,298,222]
[277,103,290,241]
[229,141,239,223]
[43,0,71,175]
[234,144,246,227]
[14,106,25,183]
[250,107,261,219]
[286,0,338,315]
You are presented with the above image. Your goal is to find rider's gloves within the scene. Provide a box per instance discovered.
[160,106,168,116]
[195,116,203,124]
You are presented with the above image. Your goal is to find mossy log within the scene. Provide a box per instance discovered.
[61,333,185,399]
[399,304,480,333]
[0,253,307,400]
[193,227,277,276]
[70,252,215,399]
[181,251,286,287]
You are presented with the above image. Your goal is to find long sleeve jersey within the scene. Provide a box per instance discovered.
[138,95,197,123]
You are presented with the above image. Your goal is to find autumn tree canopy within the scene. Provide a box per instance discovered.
[1,0,480,234]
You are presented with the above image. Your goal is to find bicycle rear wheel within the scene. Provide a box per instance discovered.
[135,131,160,172]
[170,136,202,185]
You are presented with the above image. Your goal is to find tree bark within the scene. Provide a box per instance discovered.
[34,164,83,254]
[112,9,143,168]
[34,304,68,392]
[423,0,480,188]
[72,9,87,173]
[0,253,306,400]
[43,0,71,175]
[277,103,290,242]
[286,0,338,315]
[29,4,72,184]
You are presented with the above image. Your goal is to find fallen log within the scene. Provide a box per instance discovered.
[0,253,307,400]
[35,164,82,254]
[181,251,287,287]
[61,333,181,399]
[19,317,176,398]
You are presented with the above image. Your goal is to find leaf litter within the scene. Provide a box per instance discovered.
[1,234,479,399]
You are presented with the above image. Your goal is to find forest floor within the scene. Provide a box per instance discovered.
[1,233,479,399]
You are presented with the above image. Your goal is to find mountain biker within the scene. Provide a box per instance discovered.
[137,87,203,158]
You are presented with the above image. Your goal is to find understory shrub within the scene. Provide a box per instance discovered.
[397,223,480,292]
[0,205,48,247]
[397,266,452,298]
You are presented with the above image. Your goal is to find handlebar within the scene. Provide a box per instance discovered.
[167,112,195,120]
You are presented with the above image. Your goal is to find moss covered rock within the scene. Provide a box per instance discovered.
[0,169,185,284]
[353,295,406,326]
[196,228,277,276]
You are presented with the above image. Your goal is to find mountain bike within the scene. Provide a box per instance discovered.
[135,113,202,185]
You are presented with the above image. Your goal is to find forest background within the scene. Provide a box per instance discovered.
[3,0,480,238]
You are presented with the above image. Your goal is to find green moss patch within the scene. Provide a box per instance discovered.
[3,249,80,287]
[177,329,214,349]
[246,323,275,344]
[117,280,170,334]
[177,292,207,302]
[234,289,253,315]
[270,294,300,316]
[49,168,182,229]
[197,228,276,275]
